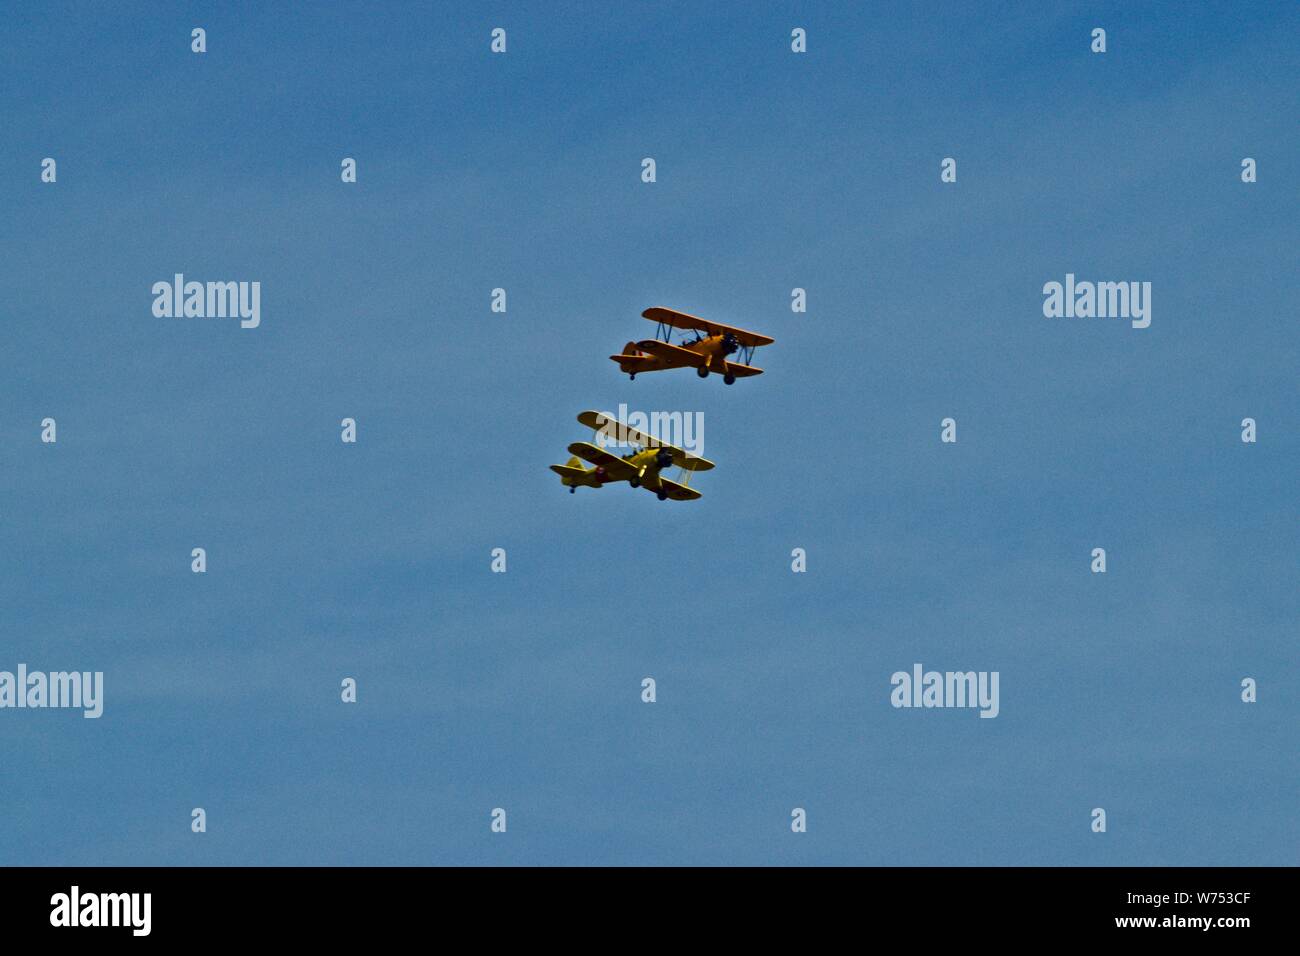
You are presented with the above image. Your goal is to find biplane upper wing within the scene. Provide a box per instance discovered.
[577,410,667,448]
[566,442,639,480]
[648,476,702,501]
[668,451,714,472]
[575,412,715,472]
[632,339,706,368]
[578,410,638,440]
[642,307,775,348]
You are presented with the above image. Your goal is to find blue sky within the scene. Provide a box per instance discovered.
[1,1,1295,865]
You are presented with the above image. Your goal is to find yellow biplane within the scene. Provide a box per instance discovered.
[549,410,714,501]
[611,307,775,385]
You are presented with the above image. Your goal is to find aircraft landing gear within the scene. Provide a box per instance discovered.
[569,486,576,494]
[629,373,636,380]
[724,373,736,385]
[630,477,641,488]
[657,491,668,501]
[696,366,709,378]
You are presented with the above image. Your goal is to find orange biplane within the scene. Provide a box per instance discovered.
[611,307,775,385]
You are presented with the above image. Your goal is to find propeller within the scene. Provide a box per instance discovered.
[655,448,675,470]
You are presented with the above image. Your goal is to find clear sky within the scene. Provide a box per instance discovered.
[1,1,1295,865]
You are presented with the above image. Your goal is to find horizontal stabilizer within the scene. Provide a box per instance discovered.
[610,353,659,372]
[549,464,588,479]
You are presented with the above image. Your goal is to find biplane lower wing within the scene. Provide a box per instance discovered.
[649,476,702,501]
[566,442,639,480]
[720,360,763,378]
[633,339,706,368]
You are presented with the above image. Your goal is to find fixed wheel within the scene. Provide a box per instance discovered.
[629,373,636,380]
[696,365,709,378]
[630,477,641,488]
[657,491,668,501]
[724,373,736,385]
